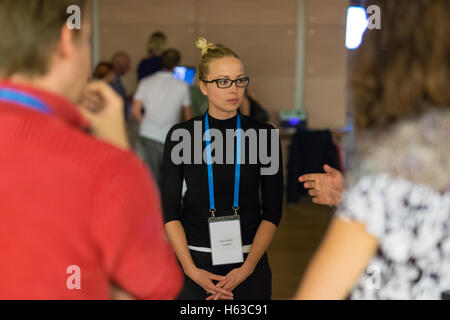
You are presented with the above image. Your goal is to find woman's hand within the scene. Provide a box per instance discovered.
[299,164,344,206]
[186,267,234,298]
[206,265,253,300]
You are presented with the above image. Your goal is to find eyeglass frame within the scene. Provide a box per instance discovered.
[201,76,250,89]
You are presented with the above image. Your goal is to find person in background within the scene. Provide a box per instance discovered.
[137,31,167,81]
[111,51,131,100]
[0,0,182,299]
[295,0,450,300]
[111,51,131,119]
[131,48,192,187]
[92,61,115,85]
[241,91,269,123]
[190,77,209,117]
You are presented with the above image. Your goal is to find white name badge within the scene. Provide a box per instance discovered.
[208,215,244,266]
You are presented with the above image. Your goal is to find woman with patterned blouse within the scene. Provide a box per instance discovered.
[295,0,450,299]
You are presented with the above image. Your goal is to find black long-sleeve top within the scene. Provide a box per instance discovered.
[161,112,283,248]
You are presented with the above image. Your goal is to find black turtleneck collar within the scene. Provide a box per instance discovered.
[205,110,240,129]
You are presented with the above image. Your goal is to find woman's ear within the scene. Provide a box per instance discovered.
[199,81,208,96]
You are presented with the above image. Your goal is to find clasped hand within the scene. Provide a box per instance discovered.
[186,265,253,300]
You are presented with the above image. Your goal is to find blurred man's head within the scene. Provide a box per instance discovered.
[112,52,131,77]
[161,49,181,72]
[147,31,167,56]
[0,0,92,104]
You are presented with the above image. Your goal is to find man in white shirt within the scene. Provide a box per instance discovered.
[131,49,192,187]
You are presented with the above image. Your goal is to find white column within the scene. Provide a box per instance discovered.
[90,0,100,70]
[295,0,306,111]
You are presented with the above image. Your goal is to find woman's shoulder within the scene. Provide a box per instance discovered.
[241,114,277,131]
[350,108,450,192]
[169,115,203,131]
[165,117,202,145]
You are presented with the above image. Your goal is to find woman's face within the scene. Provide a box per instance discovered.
[200,56,247,115]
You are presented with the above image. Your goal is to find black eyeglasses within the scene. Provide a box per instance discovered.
[202,77,250,89]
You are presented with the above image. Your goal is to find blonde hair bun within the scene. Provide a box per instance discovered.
[195,37,240,81]
[195,37,216,56]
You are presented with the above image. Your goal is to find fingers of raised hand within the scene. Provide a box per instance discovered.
[303,181,316,189]
[323,164,339,175]
[299,174,318,183]
[312,196,332,206]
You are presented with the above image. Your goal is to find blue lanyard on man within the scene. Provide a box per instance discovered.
[0,88,51,114]
[204,112,241,218]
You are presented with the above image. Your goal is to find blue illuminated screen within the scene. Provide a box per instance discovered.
[173,66,196,85]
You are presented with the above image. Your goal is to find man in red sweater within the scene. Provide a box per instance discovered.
[0,0,182,299]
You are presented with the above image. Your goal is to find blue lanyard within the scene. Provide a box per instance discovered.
[0,88,51,114]
[204,112,241,217]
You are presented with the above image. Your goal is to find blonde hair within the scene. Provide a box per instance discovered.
[147,31,167,53]
[195,37,240,81]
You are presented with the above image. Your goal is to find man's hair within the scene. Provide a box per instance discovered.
[161,49,181,71]
[352,0,450,131]
[0,0,88,78]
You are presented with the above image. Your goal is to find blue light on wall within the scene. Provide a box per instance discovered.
[345,6,369,50]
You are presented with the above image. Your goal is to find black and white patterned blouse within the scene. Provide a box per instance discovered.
[336,109,450,300]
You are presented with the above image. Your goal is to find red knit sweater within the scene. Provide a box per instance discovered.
[0,80,182,299]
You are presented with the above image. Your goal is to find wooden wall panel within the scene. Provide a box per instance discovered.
[97,0,298,124]
[303,0,348,129]
[97,0,348,128]
[307,0,348,26]
[195,0,298,26]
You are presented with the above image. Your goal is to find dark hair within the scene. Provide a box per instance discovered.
[0,0,88,77]
[93,61,114,80]
[161,49,181,70]
[352,0,450,132]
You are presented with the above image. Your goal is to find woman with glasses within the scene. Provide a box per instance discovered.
[161,37,283,300]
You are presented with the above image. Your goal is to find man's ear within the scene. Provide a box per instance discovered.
[199,81,208,96]
[57,25,75,59]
